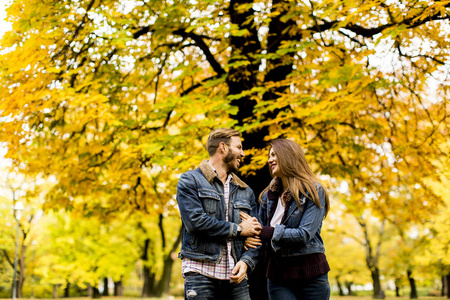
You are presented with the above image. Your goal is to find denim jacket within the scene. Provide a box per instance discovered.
[259,177,327,257]
[176,160,260,272]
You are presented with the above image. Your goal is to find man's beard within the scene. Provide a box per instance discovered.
[224,150,239,173]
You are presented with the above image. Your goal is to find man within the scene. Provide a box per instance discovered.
[177,128,262,300]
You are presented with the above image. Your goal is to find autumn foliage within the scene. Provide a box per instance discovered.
[0,0,449,298]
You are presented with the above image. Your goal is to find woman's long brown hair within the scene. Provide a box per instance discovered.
[261,139,330,218]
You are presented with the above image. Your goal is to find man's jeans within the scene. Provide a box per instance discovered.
[184,272,251,300]
[267,273,330,300]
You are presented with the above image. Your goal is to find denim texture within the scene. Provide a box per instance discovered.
[259,183,327,256]
[177,160,260,272]
[267,273,330,300]
[184,272,251,300]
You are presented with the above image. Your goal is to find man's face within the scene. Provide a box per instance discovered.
[223,136,245,173]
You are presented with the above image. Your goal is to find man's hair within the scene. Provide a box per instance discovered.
[206,128,241,156]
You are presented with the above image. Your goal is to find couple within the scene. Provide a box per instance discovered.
[176,128,330,300]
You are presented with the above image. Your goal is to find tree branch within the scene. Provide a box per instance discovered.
[302,7,450,39]
[133,27,225,76]
[2,249,14,268]
[173,29,226,76]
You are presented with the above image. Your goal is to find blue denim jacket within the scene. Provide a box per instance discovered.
[176,160,260,272]
[259,177,327,257]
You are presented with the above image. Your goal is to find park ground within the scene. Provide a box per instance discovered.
[2,297,449,300]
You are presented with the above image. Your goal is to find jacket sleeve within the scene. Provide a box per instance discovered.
[258,191,274,242]
[176,172,237,241]
[237,189,261,272]
[270,184,327,252]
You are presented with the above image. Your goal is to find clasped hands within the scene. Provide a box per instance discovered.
[239,211,262,250]
[229,212,262,284]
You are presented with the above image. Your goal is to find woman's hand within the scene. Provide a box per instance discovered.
[240,211,251,220]
[243,236,262,250]
[240,211,262,249]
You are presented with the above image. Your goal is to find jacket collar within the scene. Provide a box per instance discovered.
[269,176,282,193]
[199,159,248,189]
[268,176,292,204]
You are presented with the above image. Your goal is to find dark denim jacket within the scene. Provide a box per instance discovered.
[259,177,327,257]
[176,160,260,272]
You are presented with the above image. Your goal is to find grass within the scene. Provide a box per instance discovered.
[330,297,448,300]
[2,296,449,300]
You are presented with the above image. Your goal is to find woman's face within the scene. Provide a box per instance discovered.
[268,148,283,178]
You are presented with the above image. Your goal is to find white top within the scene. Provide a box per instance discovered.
[270,197,285,227]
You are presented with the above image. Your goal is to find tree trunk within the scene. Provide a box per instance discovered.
[11,279,18,299]
[394,278,401,297]
[17,242,27,299]
[92,286,101,299]
[53,284,58,298]
[156,227,183,297]
[358,217,385,299]
[407,269,418,299]
[87,283,92,298]
[141,238,156,297]
[142,265,156,297]
[395,285,400,297]
[345,281,354,296]
[64,282,70,298]
[446,274,450,299]
[226,0,272,199]
[442,275,446,297]
[226,0,298,199]
[371,267,385,299]
[102,278,109,296]
[17,273,24,298]
[336,276,344,296]
[156,252,176,297]
[114,277,124,296]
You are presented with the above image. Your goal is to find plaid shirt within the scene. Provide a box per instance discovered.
[182,168,235,280]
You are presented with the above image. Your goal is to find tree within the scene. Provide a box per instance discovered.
[1,0,447,202]
[0,172,44,299]
[322,200,370,296]
[35,210,140,298]
[1,0,449,298]
[420,142,450,298]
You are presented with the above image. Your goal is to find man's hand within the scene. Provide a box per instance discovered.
[239,212,261,236]
[230,261,248,283]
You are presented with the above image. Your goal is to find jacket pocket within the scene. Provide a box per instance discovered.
[283,209,302,227]
[233,199,252,216]
[198,188,221,215]
[184,232,199,252]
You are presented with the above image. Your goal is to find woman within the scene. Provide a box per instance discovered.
[242,139,330,300]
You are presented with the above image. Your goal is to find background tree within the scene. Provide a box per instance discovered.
[0,172,44,299]
[322,198,370,296]
[1,0,449,298]
[36,210,140,298]
[420,144,450,298]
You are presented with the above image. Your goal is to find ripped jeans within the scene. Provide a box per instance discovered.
[184,272,251,300]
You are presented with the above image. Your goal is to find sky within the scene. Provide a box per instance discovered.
[0,0,12,199]
[0,0,11,38]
